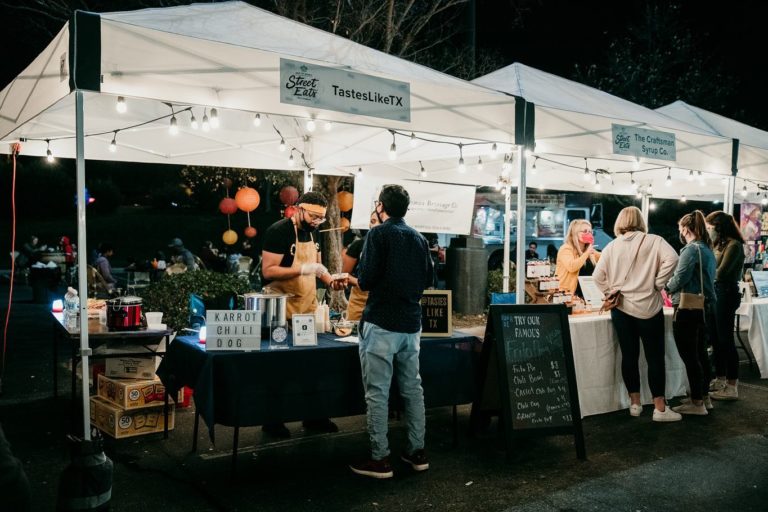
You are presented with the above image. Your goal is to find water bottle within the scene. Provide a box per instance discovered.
[64,287,79,326]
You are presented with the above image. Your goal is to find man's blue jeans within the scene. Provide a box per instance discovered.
[359,322,426,460]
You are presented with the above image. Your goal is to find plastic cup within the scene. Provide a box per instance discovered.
[145,312,163,326]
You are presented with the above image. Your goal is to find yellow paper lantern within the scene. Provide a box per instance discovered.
[337,191,354,213]
[222,229,238,245]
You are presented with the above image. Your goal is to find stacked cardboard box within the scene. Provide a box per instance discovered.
[90,374,175,438]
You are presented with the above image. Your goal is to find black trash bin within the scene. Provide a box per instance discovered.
[29,267,61,304]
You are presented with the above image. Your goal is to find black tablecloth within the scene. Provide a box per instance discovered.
[157,332,479,439]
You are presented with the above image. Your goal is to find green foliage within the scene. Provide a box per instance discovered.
[487,263,516,301]
[139,270,252,331]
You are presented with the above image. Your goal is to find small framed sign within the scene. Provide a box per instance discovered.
[205,310,261,352]
[420,290,452,337]
[292,314,317,346]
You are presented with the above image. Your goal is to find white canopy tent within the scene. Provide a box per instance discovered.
[0,1,522,439]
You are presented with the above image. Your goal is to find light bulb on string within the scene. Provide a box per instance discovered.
[741,184,748,198]
[477,157,484,171]
[457,144,466,173]
[531,157,538,175]
[650,202,657,211]
[680,195,687,203]
[633,157,640,171]
[687,170,694,181]
[583,159,590,181]
[609,173,615,186]
[699,171,705,186]
[490,143,498,159]
[324,121,333,131]
[278,138,286,152]
[648,183,654,195]
[169,115,179,135]
[419,161,427,178]
[109,132,117,153]
[593,174,601,190]
[288,151,295,167]
[636,190,642,199]
[116,96,127,114]
[306,118,316,132]
[357,167,363,176]
[45,140,54,163]
[388,132,397,160]
[762,194,768,206]
[190,111,198,130]
[665,167,672,186]
[202,109,210,132]
[210,108,219,128]
[502,154,511,174]
[409,132,418,148]
[631,172,638,190]
[253,113,261,127]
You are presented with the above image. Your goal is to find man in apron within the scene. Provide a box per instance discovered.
[261,191,346,438]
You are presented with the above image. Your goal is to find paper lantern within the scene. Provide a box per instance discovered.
[223,177,233,188]
[218,197,238,215]
[235,187,260,212]
[222,229,238,245]
[279,185,299,206]
[337,191,354,212]
[244,226,257,238]
[284,205,297,218]
[340,217,350,232]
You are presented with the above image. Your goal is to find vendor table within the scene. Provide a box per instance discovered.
[156,332,479,471]
[52,312,173,411]
[568,309,687,417]
[737,298,768,377]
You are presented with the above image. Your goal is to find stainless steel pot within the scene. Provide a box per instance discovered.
[243,292,289,330]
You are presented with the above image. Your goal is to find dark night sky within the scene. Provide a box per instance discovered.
[0,0,766,130]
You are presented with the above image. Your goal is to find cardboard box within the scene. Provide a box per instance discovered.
[97,374,167,409]
[105,355,161,380]
[90,396,174,439]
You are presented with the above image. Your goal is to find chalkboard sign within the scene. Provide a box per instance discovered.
[420,290,452,337]
[473,304,585,460]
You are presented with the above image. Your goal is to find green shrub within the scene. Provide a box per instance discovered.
[140,270,252,331]
[487,263,516,302]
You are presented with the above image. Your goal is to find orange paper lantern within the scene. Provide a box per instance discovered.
[340,217,351,232]
[222,229,238,245]
[244,226,257,238]
[235,187,260,212]
[218,197,238,215]
[284,205,298,219]
[279,185,299,206]
[337,191,354,213]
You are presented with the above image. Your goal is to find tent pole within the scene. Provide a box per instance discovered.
[724,177,736,216]
[640,193,650,228]
[75,90,91,440]
[515,146,527,304]
[502,184,511,293]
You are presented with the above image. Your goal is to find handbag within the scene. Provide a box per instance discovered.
[679,243,705,310]
[600,234,646,313]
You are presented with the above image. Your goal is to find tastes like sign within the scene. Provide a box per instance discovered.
[279,58,411,122]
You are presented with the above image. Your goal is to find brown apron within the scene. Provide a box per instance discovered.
[345,285,368,321]
[266,221,319,320]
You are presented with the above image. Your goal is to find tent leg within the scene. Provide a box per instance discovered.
[515,146,527,304]
[640,194,650,229]
[724,176,736,216]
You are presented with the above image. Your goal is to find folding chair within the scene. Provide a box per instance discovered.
[126,271,151,295]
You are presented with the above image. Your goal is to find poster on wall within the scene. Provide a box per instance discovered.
[350,176,476,235]
[740,203,761,241]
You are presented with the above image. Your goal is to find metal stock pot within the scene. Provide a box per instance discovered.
[243,292,289,331]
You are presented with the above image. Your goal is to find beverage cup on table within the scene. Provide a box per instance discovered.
[145,312,163,327]
[98,309,107,325]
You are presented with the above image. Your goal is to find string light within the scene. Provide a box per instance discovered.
[169,114,179,135]
[278,137,286,152]
[650,202,657,211]
[502,154,512,174]
[636,189,643,199]
[45,139,54,163]
[741,184,748,198]
[680,194,687,202]
[457,143,466,173]
[583,159,590,181]
[687,170,694,181]
[419,161,427,178]
[633,157,640,171]
[490,143,498,159]
[648,183,654,195]
[253,113,261,127]
[410,132,418,148]
[388,132,397,160]
[210,108,219,128]
[306,118,316,132]
[531,157,538,174]
[477,157,484,171]
[630,172,638,190]
[357,167,363,176]
[202,109,210,132]
[288,151,295,167]
[762,194,768,206]
[109,132,117,153]
[116,96,127,114]
[594,173,601,190]
[665,167,672,186]
[324,121,333,131]
[190,110,198,130]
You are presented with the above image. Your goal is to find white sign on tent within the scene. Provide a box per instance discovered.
[350,177,475,235]
[612,124,676,161]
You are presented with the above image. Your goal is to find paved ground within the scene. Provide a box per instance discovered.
[0,282,767,512]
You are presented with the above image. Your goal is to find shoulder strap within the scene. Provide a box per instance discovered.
[618,233,646,291]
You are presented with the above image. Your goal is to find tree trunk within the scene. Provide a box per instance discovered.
[315,175,348,312]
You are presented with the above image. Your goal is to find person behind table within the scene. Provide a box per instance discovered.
[342,210,381,321]
[556,219,600,296]
[261,191,346,438]
[705,211,746,401]
[200,240,226,272]
[525,241,539,260]
[350,184,433,479]
[593,206,680,422]
[546,243,558,263]
[664,211,717,416]
[17,235,42,268]
[167,238,197,271]
[93,243,117,292]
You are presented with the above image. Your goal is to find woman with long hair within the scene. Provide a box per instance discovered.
[593,207,681,422]
[705,211,746,400]
[665,211,717,415]
[555,219,600,297]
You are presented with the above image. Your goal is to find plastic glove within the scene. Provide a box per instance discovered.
[300,263,328,277]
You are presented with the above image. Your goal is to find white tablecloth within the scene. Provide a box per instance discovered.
[737,297,768,378]
[569,309,687,417]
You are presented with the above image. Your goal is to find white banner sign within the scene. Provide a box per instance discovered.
[612,123,676,161]
[350,177,475,235]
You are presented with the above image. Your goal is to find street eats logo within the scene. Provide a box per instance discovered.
[280,58,411,122]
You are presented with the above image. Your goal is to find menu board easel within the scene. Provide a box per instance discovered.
[472,304,586,460]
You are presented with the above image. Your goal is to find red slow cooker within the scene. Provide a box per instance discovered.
[106,296,144,331]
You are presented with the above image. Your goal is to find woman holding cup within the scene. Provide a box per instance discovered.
[555,219,601,297]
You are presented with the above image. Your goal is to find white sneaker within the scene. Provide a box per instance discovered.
[629,404,642,417]
[680,395,714,410]
[672,403,708,416]
[653,407,683,422]
[709,378,727,392]
[711,384,738,401]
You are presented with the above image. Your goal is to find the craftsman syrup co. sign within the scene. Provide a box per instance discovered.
[280,58,411,122]
[612,124,676,161]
